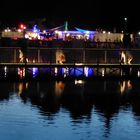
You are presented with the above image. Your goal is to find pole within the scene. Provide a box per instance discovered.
[38,49,40,63]
[124,17,128,34]
[14,48,17,63]
[104,50,107,63]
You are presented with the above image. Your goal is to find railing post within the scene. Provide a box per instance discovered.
[38,49,40,63]
[104,50,107,64]
[14,48,17,63]
[83,48,85,63]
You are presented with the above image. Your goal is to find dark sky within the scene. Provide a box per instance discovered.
[0,0,139,32]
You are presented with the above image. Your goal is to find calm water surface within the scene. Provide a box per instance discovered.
[0,79,140,140]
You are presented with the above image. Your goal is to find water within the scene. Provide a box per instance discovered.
[0,80,140,140]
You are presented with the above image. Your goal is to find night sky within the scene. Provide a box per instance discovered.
[0,0,139,32]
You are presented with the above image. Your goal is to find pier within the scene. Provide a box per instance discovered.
[0,45,140,79]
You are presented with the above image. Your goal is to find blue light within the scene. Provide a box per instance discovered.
[32,67,38,78]
[87,67,94,77]
[61,67,94,77]
[68,68,83,77]
[32,25,40,33]
[75,27,96,34]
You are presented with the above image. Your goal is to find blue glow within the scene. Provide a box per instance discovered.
[32,25,40,33]
[32,67,38,77]
[42,68,51,73]
[75,27,96,34]
[87,67,94,77]
[30,67,94,77]
[68,68,84,76]
[60,30,95,35]
[61,67,94,77]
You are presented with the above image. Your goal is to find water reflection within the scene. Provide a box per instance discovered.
[15,80,140,119]
[1,80,140,139]
[119,80,132,94]
[18,81,62,116]
[55,81,65,97]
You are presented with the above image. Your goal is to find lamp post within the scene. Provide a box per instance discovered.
[124,17,128,34]
[123,17,130,47]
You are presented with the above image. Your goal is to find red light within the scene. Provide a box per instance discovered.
[19,24,26,30]
[20,24,24,29]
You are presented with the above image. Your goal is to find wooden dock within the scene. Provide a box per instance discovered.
[0,47,140,79]
[0,62,140,68]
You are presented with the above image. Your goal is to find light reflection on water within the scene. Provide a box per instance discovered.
[2,67,96,79]
[2,66,140,79]
[0,80,140,140]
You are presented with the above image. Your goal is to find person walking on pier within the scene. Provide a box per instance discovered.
[19,49,24,63]
[120,51,133,76]
[56,50,66,64]
[120,51,133,65]
[126,51,133,65]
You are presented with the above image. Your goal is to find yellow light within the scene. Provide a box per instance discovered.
[75,63,83,66]
[7,28,11,32]
[102,68,105,77]
[124,17,127,21]
[75,80,84,85]
[18,29,22,32]
[66,33,70,37]
[25,34,29,39]
[55,81,65,96]
[43,30,46,33]
[84,67,88,77]
[55,30,58,34]
[78,35,81,39]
